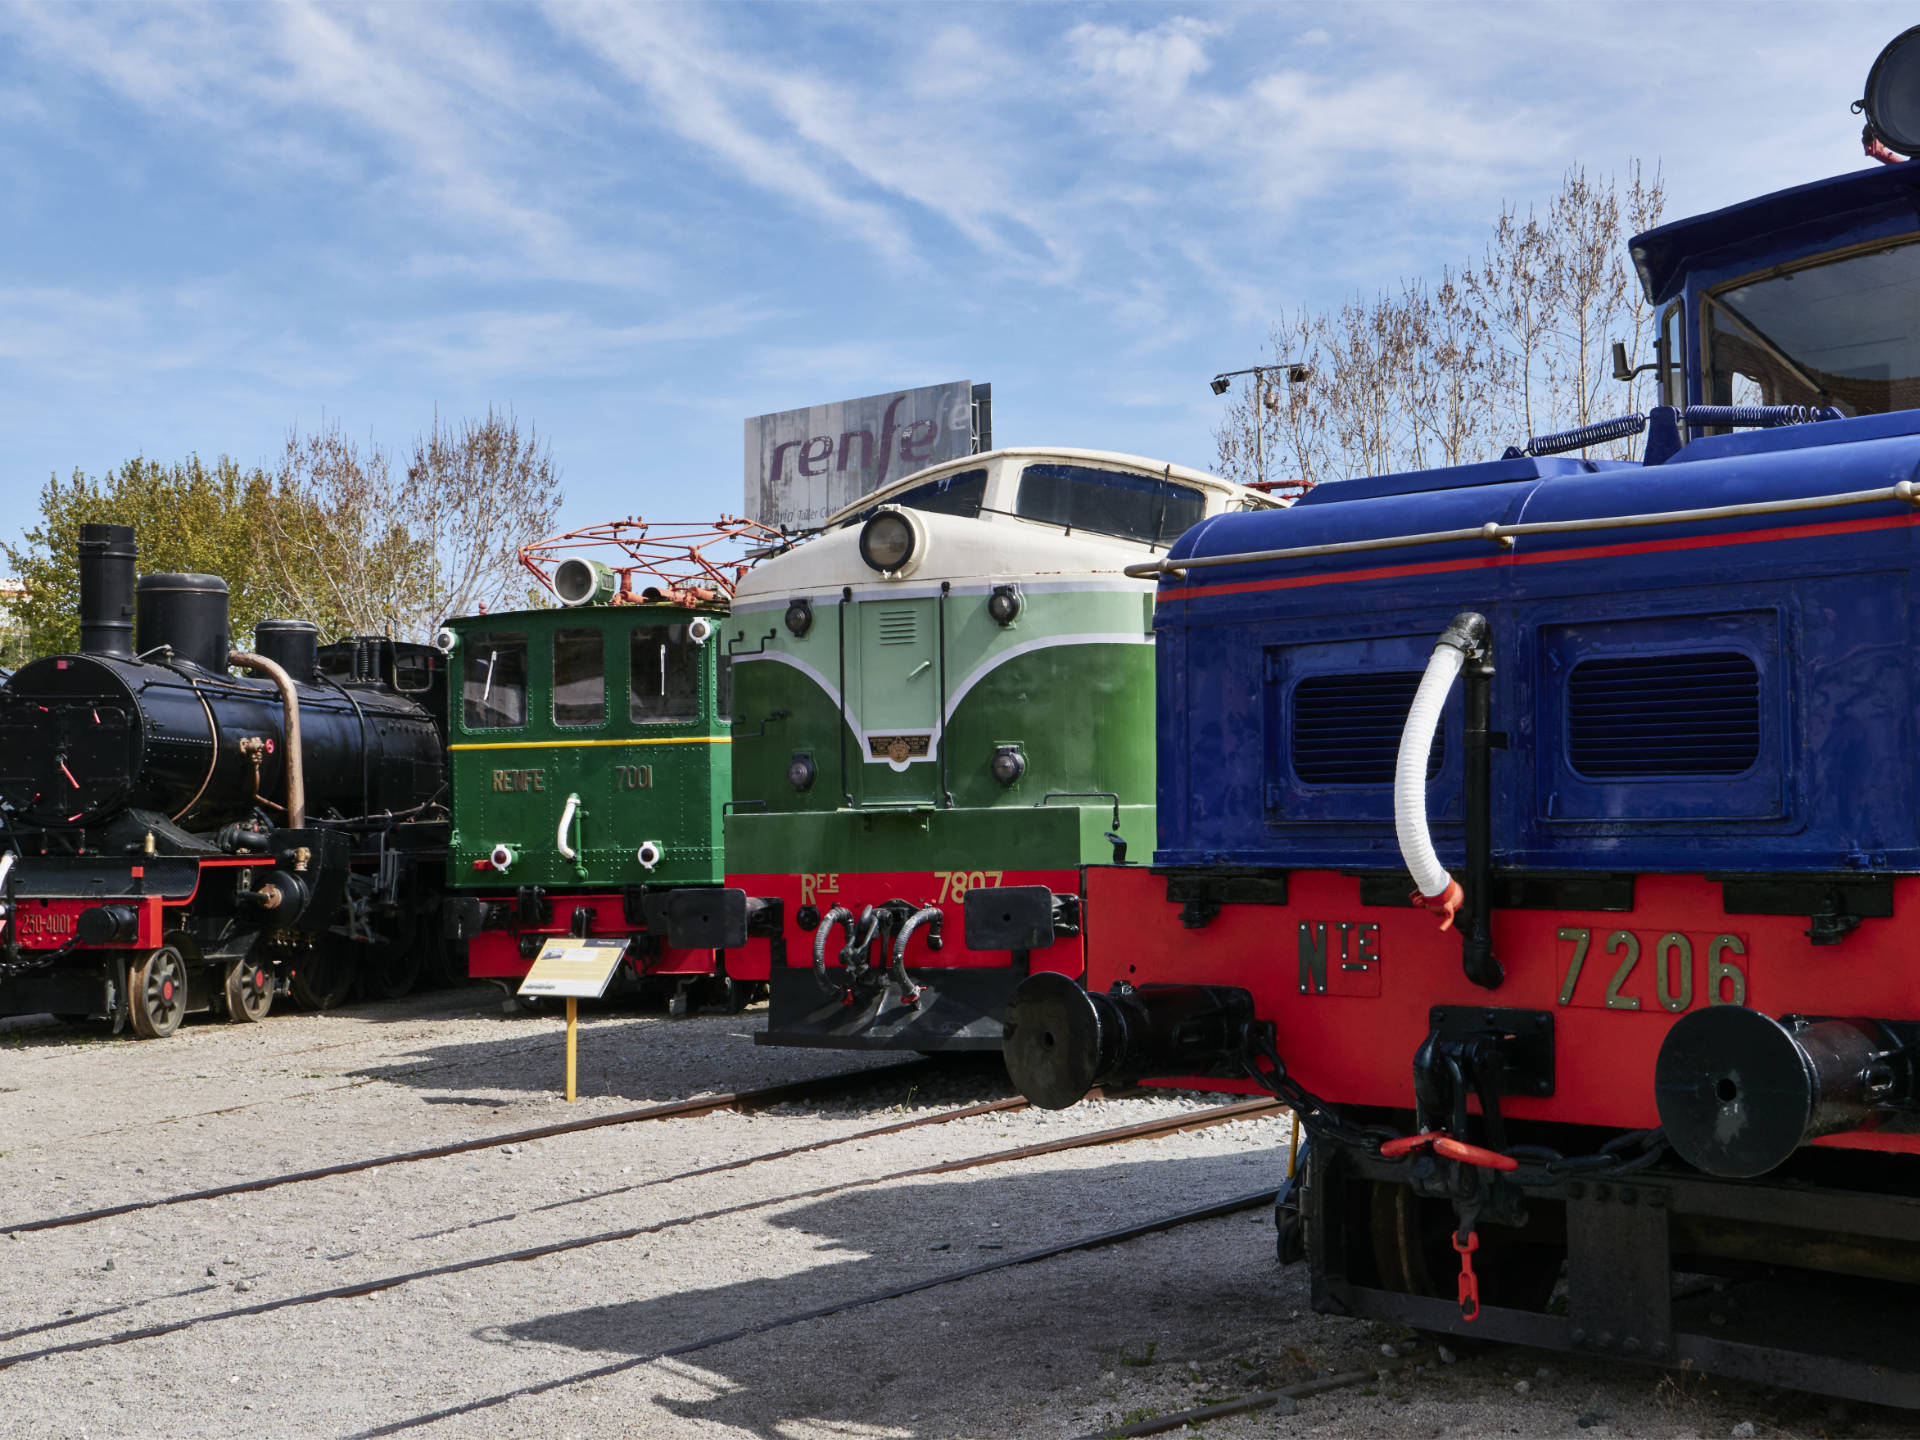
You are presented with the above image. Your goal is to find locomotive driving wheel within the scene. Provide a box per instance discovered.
[223,960,274,1023]
[128,946,189,1039]
[360,927,422,1002]
[289,939,356,1011]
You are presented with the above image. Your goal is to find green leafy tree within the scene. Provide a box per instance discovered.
[2,456,291,656]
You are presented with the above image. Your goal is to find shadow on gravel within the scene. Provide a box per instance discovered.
[0,981,502,1049]
[470,1150,1295,1438]
[347,1020,1012,1110]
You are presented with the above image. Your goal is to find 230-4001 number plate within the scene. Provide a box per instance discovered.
[1555,926,1748,1013]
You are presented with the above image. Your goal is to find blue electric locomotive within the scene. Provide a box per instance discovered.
[1007,33,1920,1406]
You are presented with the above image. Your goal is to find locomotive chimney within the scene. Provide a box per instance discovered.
[253,619,320,683]
[136,573,231,673]
[77,523,137,658]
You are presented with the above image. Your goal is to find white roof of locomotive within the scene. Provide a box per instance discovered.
[733,446,1276,603]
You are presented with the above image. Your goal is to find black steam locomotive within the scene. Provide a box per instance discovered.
[0,524,450,1036]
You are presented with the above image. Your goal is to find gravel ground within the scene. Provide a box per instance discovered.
[0,986,1910,1439]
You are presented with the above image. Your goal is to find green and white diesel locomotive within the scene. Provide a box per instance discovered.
[717,447,1278,1051]
[439,519,781,1008]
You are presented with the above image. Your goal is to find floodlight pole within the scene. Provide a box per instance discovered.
[1210,363,1308,490]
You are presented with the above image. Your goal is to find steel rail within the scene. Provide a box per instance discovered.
[1075,1369,1374,1439]
[1125,478,1920,579]
[351,1186,1290,1438]
[1,1060,929,1235]
[0,1098,1282,1373]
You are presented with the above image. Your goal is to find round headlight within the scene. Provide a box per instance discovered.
[787,753,816,791]
[553,555,615,607]
[1861,25,1920,155]
[784,598,812,637]
[688,616,713,645]
[988,585,1022,626]
[859,510,916,573]
[991,746,1026,787]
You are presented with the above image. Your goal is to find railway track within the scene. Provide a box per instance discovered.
[354,1185,1290,1437]
[0,1097,1284,1374]
[3,1058,930,1235]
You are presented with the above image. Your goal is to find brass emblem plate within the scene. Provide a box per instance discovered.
[868,734,931,763]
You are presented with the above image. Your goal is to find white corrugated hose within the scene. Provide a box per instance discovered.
[1394,643,1466,904]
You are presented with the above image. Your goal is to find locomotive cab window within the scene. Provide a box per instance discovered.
[1661,301,1687,411]
[553,628,605,727]
[630,624,700,724]
[838,468,987,529]
[393,648,435,694]
[1704,237,1920,419]
[462,632,528,730]
[1014,464,1205,546]
[716,652,733,722]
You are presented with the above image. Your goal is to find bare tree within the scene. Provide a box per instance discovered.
[406,409,562,628]
[264,410,562,641]
[262,422,424,638]
[1214,163,1668,485]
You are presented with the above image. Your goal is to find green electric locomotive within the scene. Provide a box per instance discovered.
[439,519,783,1008]
[716,447,1279,1050]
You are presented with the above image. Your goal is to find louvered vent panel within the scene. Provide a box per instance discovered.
[1291,671,1442,785]
[876,610,918,646]
[1567,651,1761,777]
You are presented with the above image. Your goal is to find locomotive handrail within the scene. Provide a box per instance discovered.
[230,650,305,828]
[1125,478,1920,580]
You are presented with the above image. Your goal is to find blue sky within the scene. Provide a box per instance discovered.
[0,2,1907,562]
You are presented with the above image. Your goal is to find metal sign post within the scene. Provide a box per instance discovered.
[518,937,629,1101]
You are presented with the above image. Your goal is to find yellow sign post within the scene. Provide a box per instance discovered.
[519,937,628,1101]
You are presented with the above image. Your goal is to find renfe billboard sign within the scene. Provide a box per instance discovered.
[744,380,989,530]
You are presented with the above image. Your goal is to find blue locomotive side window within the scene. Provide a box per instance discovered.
[630,624,700,723]
[1567,652,1761,778]
[1291,671,1444,785]
[462,632,527,730]
[553,628,604,728]
[1015,464,1205,546]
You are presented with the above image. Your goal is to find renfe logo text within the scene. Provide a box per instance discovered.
[763,396,940,489]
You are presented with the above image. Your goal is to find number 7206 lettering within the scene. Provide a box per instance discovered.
[1556,927,1748,1012]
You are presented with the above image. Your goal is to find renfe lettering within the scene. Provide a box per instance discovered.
[766,396,922,488]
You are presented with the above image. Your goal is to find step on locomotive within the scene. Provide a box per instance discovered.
[715,448,1279,1052]
[0,524,450,1035]
[1005,30,1920,1407]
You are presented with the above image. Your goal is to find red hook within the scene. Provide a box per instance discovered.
[1454,1230,1481,1321]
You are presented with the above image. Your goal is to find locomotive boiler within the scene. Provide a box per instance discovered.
[1004,32,1920,1407]
[0,524,449,1035]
